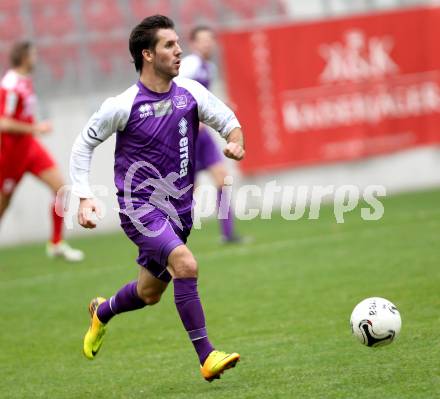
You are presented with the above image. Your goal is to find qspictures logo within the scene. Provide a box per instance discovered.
[121,161,192,237]
[57,178,387,235]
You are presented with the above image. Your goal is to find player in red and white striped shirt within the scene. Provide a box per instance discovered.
[0,41,83,262]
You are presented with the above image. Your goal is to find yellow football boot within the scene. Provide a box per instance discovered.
[200,350,240,382]
[83,297,107,360]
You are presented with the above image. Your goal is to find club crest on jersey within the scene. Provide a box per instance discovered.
[173,95,188,109]
[139,103,153,118]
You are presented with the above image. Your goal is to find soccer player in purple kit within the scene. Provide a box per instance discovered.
[179,26,244,243]
[70,15,245,382]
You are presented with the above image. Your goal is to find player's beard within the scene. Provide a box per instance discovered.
[154,61,178,81]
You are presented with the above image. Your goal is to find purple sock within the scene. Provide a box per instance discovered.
[97,280,146,324]
[217,189,235,240]
[174,278,214,364]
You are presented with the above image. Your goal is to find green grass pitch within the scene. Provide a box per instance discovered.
[1,189,439,398]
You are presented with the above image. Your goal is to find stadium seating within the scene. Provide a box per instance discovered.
[87,39,128,75]
[39,43,79,79]
[0,2,24,42]
[128,0,172,22]
[29,0,76,38]
[82,0,125,33]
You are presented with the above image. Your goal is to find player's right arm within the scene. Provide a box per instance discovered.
[70,96,128,229]
[0,89,52,135]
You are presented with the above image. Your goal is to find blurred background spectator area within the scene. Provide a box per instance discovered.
[0,0,431,97]
[0,0,285,94]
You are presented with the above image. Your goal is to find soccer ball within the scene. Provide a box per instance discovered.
[350,297,401,347]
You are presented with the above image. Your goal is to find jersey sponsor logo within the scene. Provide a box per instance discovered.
[173,95,188,109]
[178,117,189,177]
[178,116,188,136]
[139,103,153,118]
[153,99,173,117]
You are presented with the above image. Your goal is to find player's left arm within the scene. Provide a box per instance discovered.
[200,90,245,161]
[223,127,245,161]
[177,78,245,161]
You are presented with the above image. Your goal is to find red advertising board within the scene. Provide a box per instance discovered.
[220,7,440,174]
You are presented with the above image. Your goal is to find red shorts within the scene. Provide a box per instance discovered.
[0,136,56,195]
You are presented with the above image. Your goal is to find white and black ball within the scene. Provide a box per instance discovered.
[350,297,401,347]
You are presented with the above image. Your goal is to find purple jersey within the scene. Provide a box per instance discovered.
[114,80,199,215]
[70,77,240,219]
[179,54,216,89]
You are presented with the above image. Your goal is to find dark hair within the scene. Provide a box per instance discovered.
[189,25,213,41]
[129,15,175,72]
[10,41,33,68]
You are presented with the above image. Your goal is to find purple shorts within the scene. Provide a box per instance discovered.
[119,208,193,282]
[195,127,224,173]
